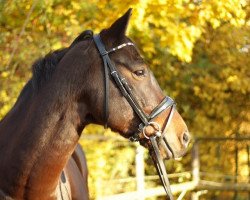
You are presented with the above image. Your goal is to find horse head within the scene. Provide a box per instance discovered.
[71,9,190,159]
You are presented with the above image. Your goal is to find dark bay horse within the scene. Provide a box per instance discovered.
[0,9,190,200]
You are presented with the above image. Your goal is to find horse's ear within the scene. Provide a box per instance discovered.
[102,8,132,41]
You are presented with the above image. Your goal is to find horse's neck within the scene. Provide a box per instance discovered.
[0,81,83,199]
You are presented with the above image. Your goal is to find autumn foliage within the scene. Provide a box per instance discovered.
[0,0,249,199]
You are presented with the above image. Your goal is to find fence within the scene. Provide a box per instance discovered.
[82,135,250,199]
[191,137,250,200]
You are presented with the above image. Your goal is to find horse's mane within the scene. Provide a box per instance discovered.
[2,30,94,114]
[31,48,67,90]
[31,30,93,90]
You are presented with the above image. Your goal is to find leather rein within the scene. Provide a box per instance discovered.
[93,34,175,199]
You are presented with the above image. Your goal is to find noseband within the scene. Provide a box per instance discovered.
[94,34,175,199]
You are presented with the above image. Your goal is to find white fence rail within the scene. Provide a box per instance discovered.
[101,181,197,200]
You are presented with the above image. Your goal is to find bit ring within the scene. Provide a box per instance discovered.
[142,121,162,139]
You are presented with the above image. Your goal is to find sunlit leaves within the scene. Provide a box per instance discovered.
[130,0,247,62]
[0,0,249,199]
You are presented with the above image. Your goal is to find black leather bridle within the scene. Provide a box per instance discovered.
[93,34,175,199]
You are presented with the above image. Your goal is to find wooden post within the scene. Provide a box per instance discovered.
[234,133,239,200]
[247,145,250,199]
[96,176,103,200]
[191,141,200,200]
[136,145,145,200]
[192,141,200,184]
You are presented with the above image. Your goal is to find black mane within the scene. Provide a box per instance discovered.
[31,48,68,90]
[31,30,93,90]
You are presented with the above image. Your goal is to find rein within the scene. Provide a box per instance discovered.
[93,34,175,199]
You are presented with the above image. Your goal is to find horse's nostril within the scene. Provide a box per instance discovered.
[182,131,190,144]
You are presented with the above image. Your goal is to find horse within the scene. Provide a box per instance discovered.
[0,8,190,200]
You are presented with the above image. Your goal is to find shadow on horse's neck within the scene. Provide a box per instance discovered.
[0,47,89,199]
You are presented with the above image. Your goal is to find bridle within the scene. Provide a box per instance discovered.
[93,34,175,199]
[94,34,175,199]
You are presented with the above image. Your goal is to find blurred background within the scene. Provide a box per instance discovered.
[0,0,249,199]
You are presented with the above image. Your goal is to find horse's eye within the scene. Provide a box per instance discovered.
[134,70,145,77]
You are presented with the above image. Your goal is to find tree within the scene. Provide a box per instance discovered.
[0,0,249,199]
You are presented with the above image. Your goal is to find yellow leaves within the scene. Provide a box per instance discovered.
[55,6,72,16]
[71,2,81,10]
[25,4,31,10]
[193,86,201,96]
[161,24,202,62]
[226,75,238,83]
[129,0,246,62]
[0,91,11,118]
[0,73,26,118]
[230,18,245,27]
[38,25,44,31]
[210,18,221,29]
[188,3,196,10]
[16,0,246,64]
[132,0,148,31]
[51,41,62,50]
[0,1,249,199]
[1,71,10,78]
[46,7,53,14]
[141,42,156,58]
[198,0,246,28]
[69,16,79,25]
[188,21,249,139]
[0,90,9,102]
